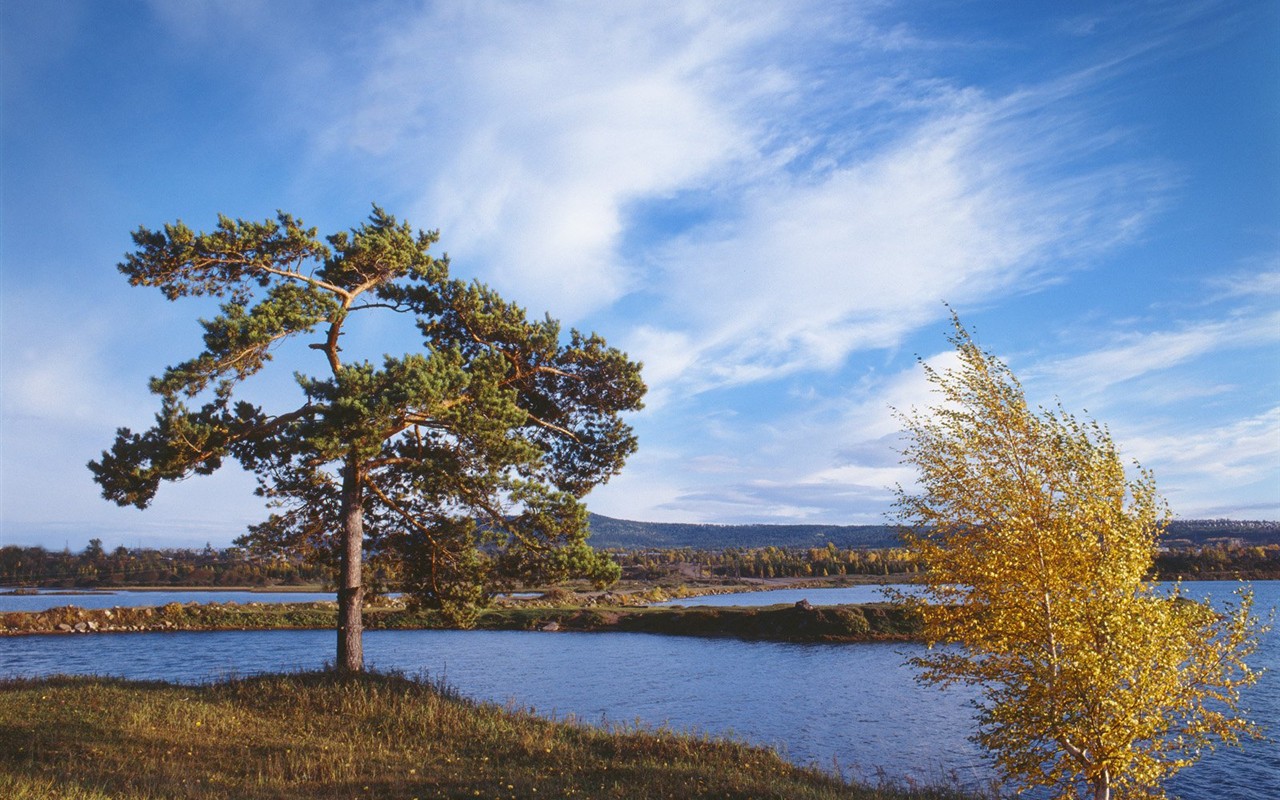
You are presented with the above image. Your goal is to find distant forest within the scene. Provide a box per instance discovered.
[610,542,1280,582]
[0,541,330,590]
[584,514,1280,550]
[2,516,1277,588]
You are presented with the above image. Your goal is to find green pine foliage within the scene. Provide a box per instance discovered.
[88,207,645,669]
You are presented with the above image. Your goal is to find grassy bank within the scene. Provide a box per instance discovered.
[1,601,920,643]
[482,602,920,641]
[0,671,973,800]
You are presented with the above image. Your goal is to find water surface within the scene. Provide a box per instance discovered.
[2,580,1274,799]
[657,584,911,607]
[0,589,337,612]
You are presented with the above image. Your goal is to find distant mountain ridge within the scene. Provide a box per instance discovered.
[586,514,1280,550]
[585,515,900,550]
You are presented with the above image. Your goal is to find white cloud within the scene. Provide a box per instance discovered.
[585,444,708,523]
[0,290,274,547]
[629,86,1166,400]
[589,349,962,524]
[16,0,1264,539]
[1122,407,1280,519]
[802,462,917,492]
[1,299,137,429]
[1038,309,1280,398]
[287,1,1175,408]
[1137,407,1280,480]
[622,326,704,410]
[317,1,779,320]
[834,349,965,440]
[1206,264,1280,301]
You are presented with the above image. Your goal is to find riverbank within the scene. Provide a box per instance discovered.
[0,584,331,596]
[0,671,974,800]
[0,600,921,642]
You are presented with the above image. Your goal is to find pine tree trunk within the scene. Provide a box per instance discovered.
[336,457,365,673]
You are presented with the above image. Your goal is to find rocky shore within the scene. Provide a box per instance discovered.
[1,598,921,643]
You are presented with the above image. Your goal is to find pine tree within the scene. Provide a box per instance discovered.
[90,207,645,671]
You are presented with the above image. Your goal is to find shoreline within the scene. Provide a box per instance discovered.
[0,671,975,800]
[1,569,1262,597]
[0,598,922,643]
[0,584,330,596]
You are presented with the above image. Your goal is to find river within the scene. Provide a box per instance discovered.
[2,581,1275,798]
[656,584,910,606]
[0,589,338,612]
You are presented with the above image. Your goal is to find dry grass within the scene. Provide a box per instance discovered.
[1,671,975,800]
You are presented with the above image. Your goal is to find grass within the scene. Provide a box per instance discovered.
[0,671,978,800]
[2,601,921,643]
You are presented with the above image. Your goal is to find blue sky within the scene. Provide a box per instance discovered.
[2,0,1277,550]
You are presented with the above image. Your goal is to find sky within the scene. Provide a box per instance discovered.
[1,0,1277,551]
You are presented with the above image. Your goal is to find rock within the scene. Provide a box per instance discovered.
[56,623,73,632]
[73,622,88,632]
[539,621,561,632]
[795,599,813,611]
[87,621,99,631]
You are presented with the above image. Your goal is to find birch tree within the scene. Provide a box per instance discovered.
[894,316,1264,800]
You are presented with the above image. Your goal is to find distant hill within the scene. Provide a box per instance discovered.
[586,514,902,550]
[587,514,1280,550]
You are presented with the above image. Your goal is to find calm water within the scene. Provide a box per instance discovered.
[657,584,911,607]
[0,589,527,613]
[0,586,891,614]
[1,581,1275,798]
[0,589,337,612]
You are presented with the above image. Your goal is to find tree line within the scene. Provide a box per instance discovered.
[612,544,922,579]
[0,540,329,589]
[611,542,1280,581]
[7,538,1273,590]
[587,514,1280,551]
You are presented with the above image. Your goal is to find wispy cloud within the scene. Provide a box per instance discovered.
[294,1,1172,395]
[312,2,786,320]
[0,287,273,546]
[644,103,1156,395]
[1205,263,1280,302]
[6,1,1271,542]
[1123,406,1280,518]
[592,348,961,523]
[0,293,137,429]
[1038,308,1280,397]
